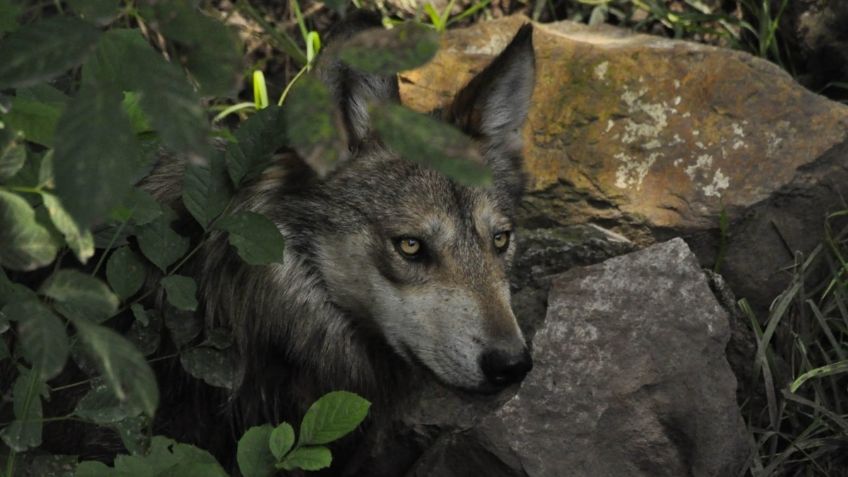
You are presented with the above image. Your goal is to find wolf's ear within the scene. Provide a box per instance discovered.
[319,12,400,146]
[447,24,535,200]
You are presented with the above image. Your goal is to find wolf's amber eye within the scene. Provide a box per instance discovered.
[396,237,423,259]
[493,231,511,252]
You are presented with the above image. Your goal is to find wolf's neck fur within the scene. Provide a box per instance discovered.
[143,153,410,433]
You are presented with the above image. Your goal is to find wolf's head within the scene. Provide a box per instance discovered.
[312,22,535,393]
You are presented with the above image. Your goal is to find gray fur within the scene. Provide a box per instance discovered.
[141,18,536,468]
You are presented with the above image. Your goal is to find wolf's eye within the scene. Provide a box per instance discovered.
[493,231,511,252]
[396,237,424,260]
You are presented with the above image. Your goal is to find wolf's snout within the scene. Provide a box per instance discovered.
[480,347,533,388]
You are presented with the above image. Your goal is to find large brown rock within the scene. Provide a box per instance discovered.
[399,15,848,309]
[405,239,748,476]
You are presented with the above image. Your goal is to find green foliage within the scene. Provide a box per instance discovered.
[9,301,69,380]
[182,151,233,230]
[72,318,159,418]
[238,391,371,475]
[85,28,209,156]
[179,346,236,389]
[53,83,139,226]
[160,275,199,312]
[41,192,95,263]
[106,247,146,300]
[0,16,101,88]
[215,211,285,266]
[371,103,492,186]
[298,391,372,445]
[0,189,58,270]
[0,369,45,452]
[40,270,119,322]
[0,2,494,475]
[281,78,343,177]
[76,436,228,476]
[135,210,190,272]
[741,211,848,475]
[3,85,68,147]
[339,22,439,75]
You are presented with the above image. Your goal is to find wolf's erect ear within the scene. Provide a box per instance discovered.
[448,24,535,200]
[319,11,400,146]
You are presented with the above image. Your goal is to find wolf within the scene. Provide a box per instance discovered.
[141,13,537,472]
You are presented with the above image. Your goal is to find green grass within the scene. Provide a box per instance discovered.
[739,211,848,476]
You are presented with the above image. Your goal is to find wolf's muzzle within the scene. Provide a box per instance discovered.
[480,347,533,389]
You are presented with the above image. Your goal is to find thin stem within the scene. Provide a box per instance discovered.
[0,414,76,427]
[50,379,93,393]
[278,65,308,106]
[91,213,132,276]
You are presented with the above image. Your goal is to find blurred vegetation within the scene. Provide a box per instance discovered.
[0,0,846,476]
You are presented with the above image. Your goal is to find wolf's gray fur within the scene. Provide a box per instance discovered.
[142,14,536,469]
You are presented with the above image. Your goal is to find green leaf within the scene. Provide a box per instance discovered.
[0,189,58,270]
[121,91,152,134]
[161,275,198,311]
[0,368,44,451]
[140,2,242,97]
[111,414,150,455]
[74,461,113,476]
[6,300,69,379]
[237,425,276,477]
[299,391,370,446]
[277,446,332,472]
[163,306,201,348]
[111,187,162,226]
[41,192,95,263]
[225,105,287,186]
[0,267,38,307]
[179,346,236,390]
[40,269,119,322]
[0,0,22,34]
[68,0,121,25]
[130,303,150,326]
[0,130,26,180]
[85,29,208,156]
[182,151,232,229]
[0,16,101,88]
[136,210,190,272]
[106,247,146,300]
[4,92,66,147]
[75,381,141,424]
[338,22,439,75]
[790,359,848,393]
[160,463,229,477]
[127,312,160,357]
[54,84,139,226]
[370,103,491,186]
[38,149,54,187]
[268,422,295,461]
[283,78,344,177]
[215,211,284,266]
[79,436,227,476]
[72,318,159,417]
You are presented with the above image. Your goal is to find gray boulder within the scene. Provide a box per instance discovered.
[405,238,749,476]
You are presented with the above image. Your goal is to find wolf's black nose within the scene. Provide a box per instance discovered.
[480,348,533,388]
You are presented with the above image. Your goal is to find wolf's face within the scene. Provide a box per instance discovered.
[315,24,535,393]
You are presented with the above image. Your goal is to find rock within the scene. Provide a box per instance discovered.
[406,238,749,476]
[777,0,848,99]
[399,15,848,310]
[510,223,635,338]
